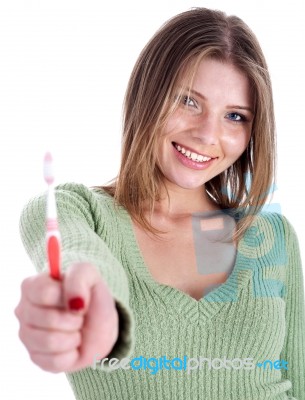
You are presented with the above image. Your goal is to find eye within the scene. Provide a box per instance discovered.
[226,112,246,122]
[181,95,198,108]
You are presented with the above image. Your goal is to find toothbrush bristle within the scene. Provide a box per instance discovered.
[44,152,54,184]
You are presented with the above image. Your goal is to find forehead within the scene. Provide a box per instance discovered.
[178,57,253,106]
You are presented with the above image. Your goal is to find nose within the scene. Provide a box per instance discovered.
[192,114,221,145]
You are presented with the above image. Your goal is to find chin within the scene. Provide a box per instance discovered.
[170,177,207,190]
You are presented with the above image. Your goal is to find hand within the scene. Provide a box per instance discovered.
[15,263,119,373]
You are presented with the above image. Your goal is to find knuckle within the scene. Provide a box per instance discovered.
[18,326,27,344]
[45,353,70,373]
[29,352,38,364]
[14,304,21,319]
[43,310,58,327]
[20,276,35,293]
[39,285,60,306]
[21,273,59,306]
[48,361,62,373]
[44,333,58,351]
[29,353,58,372]
[29,348,65,373]
[39,287,53,305]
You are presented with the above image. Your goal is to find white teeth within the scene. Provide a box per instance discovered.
[174,143,212,162]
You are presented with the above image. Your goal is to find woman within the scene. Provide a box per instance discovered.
[15,8,305,400]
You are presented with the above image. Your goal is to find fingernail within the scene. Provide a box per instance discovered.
[69,297,85,311]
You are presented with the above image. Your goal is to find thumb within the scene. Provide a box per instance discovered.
[63,262,119,369]
[63,263,101,314]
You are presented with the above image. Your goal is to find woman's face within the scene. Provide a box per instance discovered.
[157,58,254,191]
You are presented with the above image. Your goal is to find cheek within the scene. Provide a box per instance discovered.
[222,130,251,158]
[162,110,190,137]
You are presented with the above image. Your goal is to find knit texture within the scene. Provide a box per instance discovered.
[19,182,305,400]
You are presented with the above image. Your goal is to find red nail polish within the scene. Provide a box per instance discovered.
[69,297,85,311]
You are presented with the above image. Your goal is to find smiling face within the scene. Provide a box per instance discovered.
[156,58,254,192]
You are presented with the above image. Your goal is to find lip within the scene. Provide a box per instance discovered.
[172,143,217,170]
[172,141,215,159]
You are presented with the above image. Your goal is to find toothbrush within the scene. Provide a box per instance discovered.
[43,152,61,280]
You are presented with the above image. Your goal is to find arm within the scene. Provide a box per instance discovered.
[19,182,135,369]
[280,215,305,399]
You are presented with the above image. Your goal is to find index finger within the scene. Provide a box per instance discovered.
[21,272,64,308]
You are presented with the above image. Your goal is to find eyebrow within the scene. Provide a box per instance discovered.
[226,105,254,115]
[186,88,254,115]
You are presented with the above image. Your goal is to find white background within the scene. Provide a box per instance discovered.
[0,0,304,398]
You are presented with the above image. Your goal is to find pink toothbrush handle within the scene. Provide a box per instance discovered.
[47,235,61,280]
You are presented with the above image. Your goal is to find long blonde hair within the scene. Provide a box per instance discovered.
[98,8,276,242]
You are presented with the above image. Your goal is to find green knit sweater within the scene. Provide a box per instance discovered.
[19,183,305,400]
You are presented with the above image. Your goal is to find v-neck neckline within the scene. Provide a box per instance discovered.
[118,205,255,322]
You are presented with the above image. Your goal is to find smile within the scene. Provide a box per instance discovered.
[172,142,214,163]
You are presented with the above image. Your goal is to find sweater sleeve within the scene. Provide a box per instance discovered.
[279,215,305,399]
[19,183,135,370]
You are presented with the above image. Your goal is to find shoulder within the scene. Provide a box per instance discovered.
[56,182,126,224]
[20,182,120,228]
[237,211,302,295]
[245,211,300,262]
[55,182,113,204]
[51,182,117,212]
[251,211,298,243]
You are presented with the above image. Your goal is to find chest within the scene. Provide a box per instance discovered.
[132,215,236,301]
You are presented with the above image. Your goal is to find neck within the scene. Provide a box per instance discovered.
[153,181,220,219]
